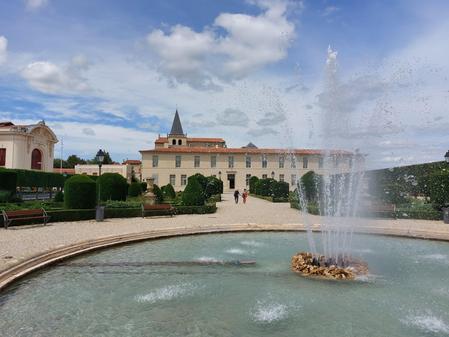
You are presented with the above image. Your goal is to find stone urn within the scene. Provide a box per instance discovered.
[143,178,156,206]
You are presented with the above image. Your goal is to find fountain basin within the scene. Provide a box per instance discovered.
[1,232,449,336]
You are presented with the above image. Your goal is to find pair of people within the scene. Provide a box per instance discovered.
[234,189,248,204]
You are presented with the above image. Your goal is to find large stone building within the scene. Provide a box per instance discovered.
[0,120,58,172]
[140,111,353,191]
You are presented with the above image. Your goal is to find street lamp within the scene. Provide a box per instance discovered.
[218,171,222,180]
[96,149,105,176]
[95,149,105,222]
[271,171,275,179]
[445,150,449,164]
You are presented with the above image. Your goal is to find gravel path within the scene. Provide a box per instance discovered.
[1,193,449,272]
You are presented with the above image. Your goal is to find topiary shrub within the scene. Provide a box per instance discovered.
[272,181,289,199]
[182,176,205,206]
[152,184,164,203]
[128,182,142,197]
[96,173,128,201]
[249,176,259,194]
[141,182,148,192]
[54,190,64,202]
[64,175,96,209]
[191,173,208,193]
[300,171,321,202]
[162,184,176,199]
[205,176,221,198]
[255,178,276,196]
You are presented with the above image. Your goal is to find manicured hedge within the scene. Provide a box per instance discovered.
[182,175,205,206]
[207,194,222,203]
[0,168,68,189]
[290,200,320,215]
[54,191,64,202]
[175,203,217,214]
[64,175,96,209]
[0,169,17,192]
[249,176,259,194]
[152,184,164,203]
[128,182,142,197]
[162,184,176,199]
[96,173,128,201]
[205,176,221,198]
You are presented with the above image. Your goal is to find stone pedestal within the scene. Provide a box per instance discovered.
[143,178,156,206]
[291,252,368,280]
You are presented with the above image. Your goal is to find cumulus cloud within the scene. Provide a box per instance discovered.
[21,55,91,94]
[147,0,295,89]
[248,127,279,137]
[217,108,249,126]
[25,0,48,11]
[0,36,7,65]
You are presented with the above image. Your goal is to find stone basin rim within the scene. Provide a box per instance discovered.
[1,223,449,292]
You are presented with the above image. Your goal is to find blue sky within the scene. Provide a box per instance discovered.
[0,0,448,167]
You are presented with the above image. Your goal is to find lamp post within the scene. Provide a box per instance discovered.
[218,171,222,180]
[96,149,105,176]
[445,150,449,164]
[271,171,275,179]
[95,149,105,222]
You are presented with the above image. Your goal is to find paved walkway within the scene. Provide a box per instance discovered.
[2,193,449,273]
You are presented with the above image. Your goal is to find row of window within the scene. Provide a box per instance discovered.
[152,155,343,169]
[152,173,299,187]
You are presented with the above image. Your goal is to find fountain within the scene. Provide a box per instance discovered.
[291,47,368,280]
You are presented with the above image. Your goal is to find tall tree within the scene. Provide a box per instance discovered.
[66,154,87,168]
[53,158,70,168]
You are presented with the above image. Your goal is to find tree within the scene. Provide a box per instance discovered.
[53,158,70,169]
[66,155,86,168]
[89,151,114,165]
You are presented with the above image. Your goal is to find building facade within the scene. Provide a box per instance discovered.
[0,121,58,172]
[75,160,141,182]
[140,111,354,192]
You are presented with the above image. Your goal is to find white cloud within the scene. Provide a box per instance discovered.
[217,108,249,126]
[147,25,217,90]
[21,55,91,94]
[0,36,7,65]
[25,0,48,11]
[147,0,295,89]
[248,127,279,137]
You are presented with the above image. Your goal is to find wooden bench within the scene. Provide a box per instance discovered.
[2,208,50,229]
[366,203,396,218]
[141,203,175,218]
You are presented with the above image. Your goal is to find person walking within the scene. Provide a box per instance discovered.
[234,190,240,204]
[242,189,248,204]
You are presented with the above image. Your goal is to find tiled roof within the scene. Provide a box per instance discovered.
[123,159,142,165]
[155,137,225,144]
[188,138,225,143]
[140,147,351,155]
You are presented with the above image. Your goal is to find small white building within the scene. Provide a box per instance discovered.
[0,121,58,172]
[75,163,135,182]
